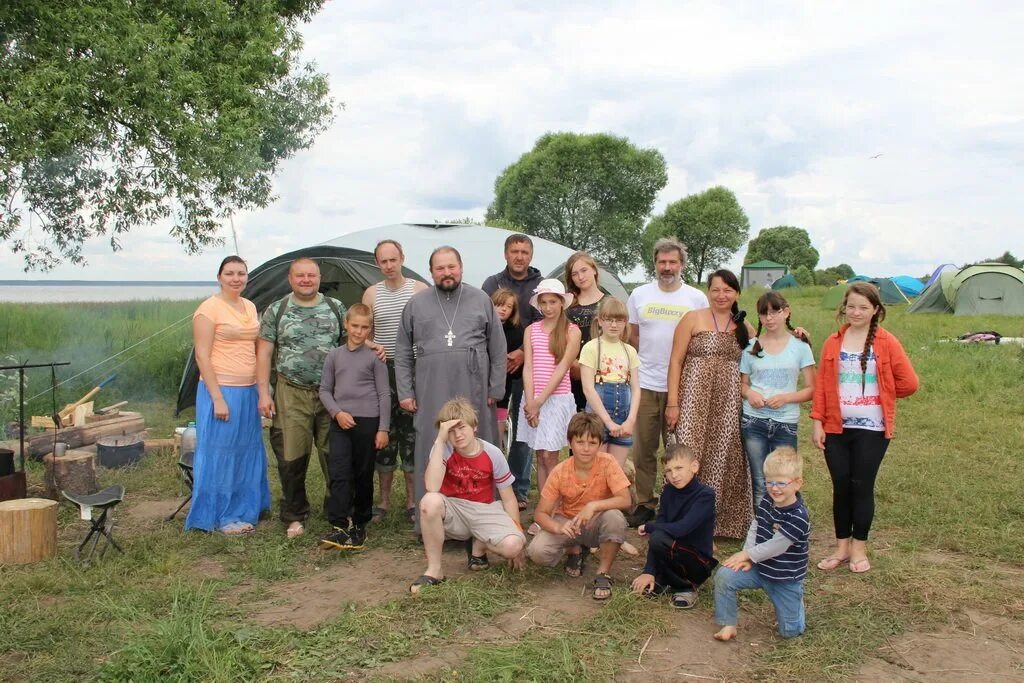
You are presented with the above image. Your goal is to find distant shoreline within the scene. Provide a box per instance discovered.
[0,280,214,286]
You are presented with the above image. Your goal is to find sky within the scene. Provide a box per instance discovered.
[2,0,1022,282]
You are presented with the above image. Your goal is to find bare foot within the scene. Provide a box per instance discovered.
[286,521,304,539]
[620,541,639,556]
[714,626,737,642]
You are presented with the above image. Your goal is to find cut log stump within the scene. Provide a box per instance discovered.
[0,498,58,565]
[43,450,97,499]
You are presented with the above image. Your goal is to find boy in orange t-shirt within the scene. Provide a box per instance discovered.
[526,412,632,600]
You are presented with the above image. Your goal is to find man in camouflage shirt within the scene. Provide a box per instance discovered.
[257,257,346,538]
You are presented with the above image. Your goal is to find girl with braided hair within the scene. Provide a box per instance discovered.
[740,292,816,510]
[811,282,918,573]
[666,269,758,539]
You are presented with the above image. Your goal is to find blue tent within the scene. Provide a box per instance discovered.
[891,275,925,297]
[926,263,956,288]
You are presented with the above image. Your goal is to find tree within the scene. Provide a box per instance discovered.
[813,263,855,286]
[744,226,820,272]
[793,265,814,286]
[1,1,335,270]
[642,186,750,283]
[486,132,667,274]
[976,251,1024,268]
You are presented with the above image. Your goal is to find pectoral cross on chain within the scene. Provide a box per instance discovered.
[444,329,456,347]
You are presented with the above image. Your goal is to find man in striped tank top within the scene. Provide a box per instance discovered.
[362,240,428,520]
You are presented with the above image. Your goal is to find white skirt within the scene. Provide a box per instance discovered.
[517,393,576,451]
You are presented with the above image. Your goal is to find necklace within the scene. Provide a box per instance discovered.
[435,285,463,347]
[711,310,730,333]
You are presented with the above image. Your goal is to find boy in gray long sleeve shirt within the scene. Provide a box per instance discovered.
[317,305,391,550]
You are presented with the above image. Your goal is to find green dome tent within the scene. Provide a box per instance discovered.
[908,263,1024,315]
[821,279,910,310]
[821,284,847,310]
[771,273,800,290]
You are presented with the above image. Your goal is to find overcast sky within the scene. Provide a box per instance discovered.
[2,1,1021,282]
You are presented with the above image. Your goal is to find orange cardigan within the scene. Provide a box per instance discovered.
[810,324,919,439]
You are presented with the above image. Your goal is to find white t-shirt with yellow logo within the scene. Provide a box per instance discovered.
[627,282,709,391]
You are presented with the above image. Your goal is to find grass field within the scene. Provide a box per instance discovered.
[1,287,1023,681]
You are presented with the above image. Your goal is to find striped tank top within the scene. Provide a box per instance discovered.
[528,321,577,397]
[372,279,416,359]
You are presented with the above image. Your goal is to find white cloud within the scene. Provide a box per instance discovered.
[3,0,1022,281]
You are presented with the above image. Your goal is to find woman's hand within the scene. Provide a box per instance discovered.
[212,396,229,421]
[812,420,826,451]
[664,405,680,430]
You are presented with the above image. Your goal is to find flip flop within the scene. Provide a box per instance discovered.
[816,555,850,571]
[405,507,416,522]
[221,521,255,536]
[286,522,304,539]
[849,558,872,573]
[409,574,446,594]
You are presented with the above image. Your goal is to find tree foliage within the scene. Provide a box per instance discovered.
[793,265,814,286]
[813,263,855,286]
[643,186,750,283]
[1,1,334,269]
[486,132,667,274]
[975,251,1024,268]
[744,225,820,272]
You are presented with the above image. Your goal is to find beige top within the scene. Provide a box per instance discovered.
[194,296,259,386]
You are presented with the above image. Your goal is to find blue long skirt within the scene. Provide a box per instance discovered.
[185,381,271,532]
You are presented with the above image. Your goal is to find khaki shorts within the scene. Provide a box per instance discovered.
[442,496,525,548]
[526,510,628,567]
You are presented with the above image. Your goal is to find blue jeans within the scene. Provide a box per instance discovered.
[741,415,798,510]
[506,378,532,501]
[587,382,633,447]
[714,565,805,638]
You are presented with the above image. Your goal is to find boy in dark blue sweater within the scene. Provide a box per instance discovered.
[631,444,718,609]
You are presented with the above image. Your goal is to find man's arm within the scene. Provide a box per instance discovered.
[361,285,376,309]
[424,435,449,492]
[395,299,416,410]
[628,323,639,349]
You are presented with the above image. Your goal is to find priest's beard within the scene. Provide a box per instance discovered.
[437,277,461,293]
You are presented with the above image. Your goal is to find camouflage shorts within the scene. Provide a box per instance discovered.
[376,362,415,473]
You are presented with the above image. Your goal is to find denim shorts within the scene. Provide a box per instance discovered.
[587,382,633,447]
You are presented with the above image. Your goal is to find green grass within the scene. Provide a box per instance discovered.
[1,294,1023,681]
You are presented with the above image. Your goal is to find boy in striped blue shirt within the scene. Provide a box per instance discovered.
[713,447,809,641]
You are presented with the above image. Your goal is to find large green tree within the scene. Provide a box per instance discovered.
[642,186,750,283]
[1,1,334,270]
[486,132,667,274]
[744,225,820,272]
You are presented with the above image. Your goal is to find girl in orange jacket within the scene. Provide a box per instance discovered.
[811,282,918,574]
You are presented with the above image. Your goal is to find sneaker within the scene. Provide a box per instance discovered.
[349,525,366,550]
[319,526,357,550]
[627,505,656,528]
[671,590,698,609]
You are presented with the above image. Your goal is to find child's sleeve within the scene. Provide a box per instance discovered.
[579,339,598,370]
[648,488,714,538]
[318,351,340,417]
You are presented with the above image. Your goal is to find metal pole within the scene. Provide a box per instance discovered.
[18,367,25,471]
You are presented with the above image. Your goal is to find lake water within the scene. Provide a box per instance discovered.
[0,282,216,303]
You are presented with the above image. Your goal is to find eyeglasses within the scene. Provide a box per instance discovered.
[759,309,787,319]
[600,317,626,323]
[765,480,794,489]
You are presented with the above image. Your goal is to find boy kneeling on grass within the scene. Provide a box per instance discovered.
[410,398,526,594]
[526,412,632,600]
[631,444,718,609]
[714,446,810,641]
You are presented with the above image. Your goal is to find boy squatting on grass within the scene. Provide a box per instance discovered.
[713,447,810,641]
[526,412,632,600]
[631,444,719,609]
[410,398,526,593]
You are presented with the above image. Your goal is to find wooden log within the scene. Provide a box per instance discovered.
[97,401,128,414]
[43,450,97,499]
[72,401,94,427]
[31,416,57,429]
[143,438,176,454]
[27,412,146,459]
[0,498,58,565]
[86,410,120,423]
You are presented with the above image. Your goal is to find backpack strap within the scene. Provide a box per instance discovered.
[322,296,345,345]
[269,294,292,385]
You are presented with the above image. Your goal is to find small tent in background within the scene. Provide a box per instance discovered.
[909,263,1024,316]
[771,273,800,290]
[890,275,925,298]
[821,278,910,310]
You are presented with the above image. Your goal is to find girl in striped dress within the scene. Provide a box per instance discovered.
[519,279,582,497]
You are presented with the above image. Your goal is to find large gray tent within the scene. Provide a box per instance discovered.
[176,223,630,413]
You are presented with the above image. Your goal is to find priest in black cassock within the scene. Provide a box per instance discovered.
[395,246,507,527]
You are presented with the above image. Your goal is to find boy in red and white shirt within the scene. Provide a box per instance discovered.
[411,398,526,593]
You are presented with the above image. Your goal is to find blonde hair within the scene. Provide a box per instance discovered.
[564,251,600,298]
[590,296,628,339]
[491,287,520,327]
[537,293,571,361]
[345,302,372,323]
[434,397,478,429]
[763,447,803,479]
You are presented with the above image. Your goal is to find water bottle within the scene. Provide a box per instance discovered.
[181,422,197,463]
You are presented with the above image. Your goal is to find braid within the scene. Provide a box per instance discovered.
[751,319,764,357]
[731,303,749,350]
[787,313,811,348]
[861,315,879,394]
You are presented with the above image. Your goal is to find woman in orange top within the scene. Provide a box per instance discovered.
[811,282,918,573]
[186,256,271,535]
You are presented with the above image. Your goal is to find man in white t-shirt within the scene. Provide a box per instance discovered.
[626,237,709,526]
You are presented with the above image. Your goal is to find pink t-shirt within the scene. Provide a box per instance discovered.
[194,296,259,386]
[528,321,577,397]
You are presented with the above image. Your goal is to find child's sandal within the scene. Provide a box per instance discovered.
[592,573,613,600]
[465,538,490,571]
[564,547,587,577]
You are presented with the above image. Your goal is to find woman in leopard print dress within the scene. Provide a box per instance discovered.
[665,270,757,539]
